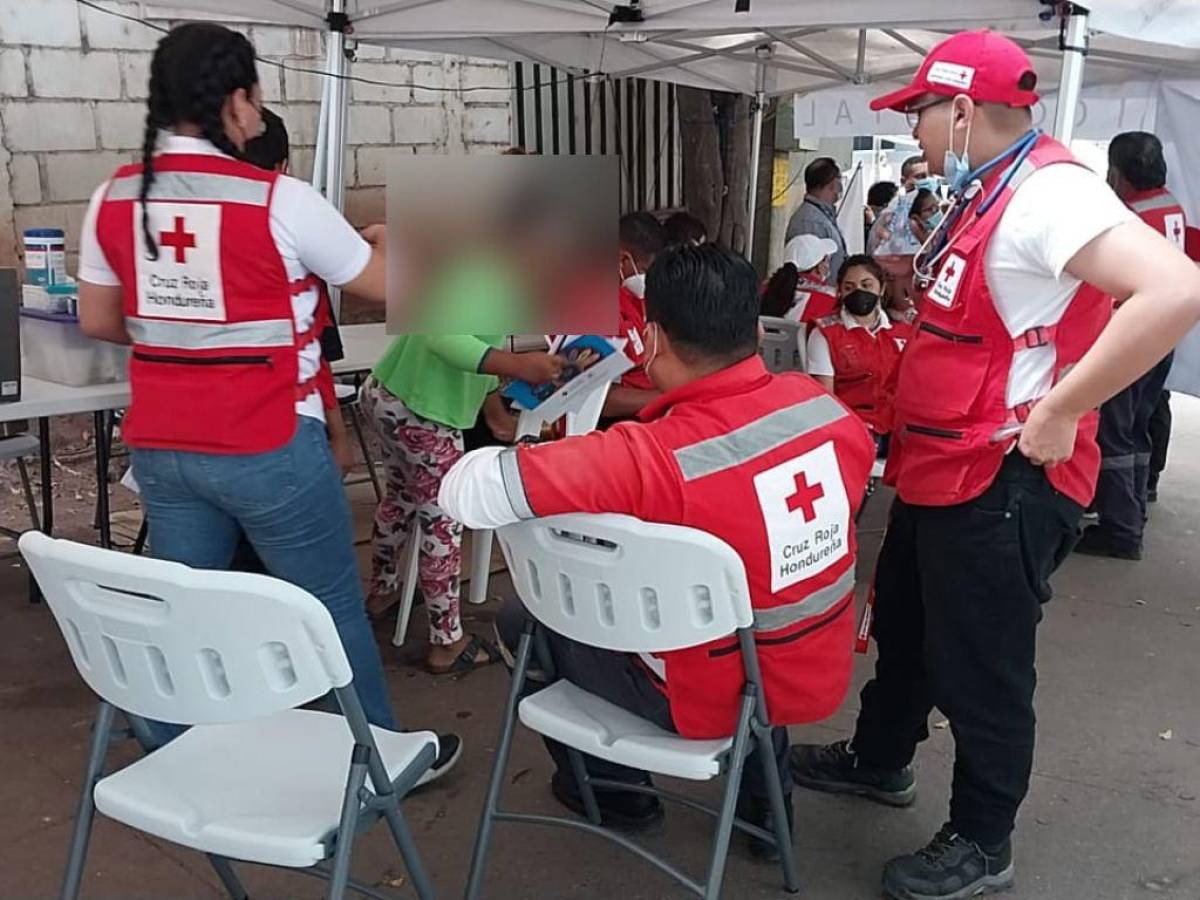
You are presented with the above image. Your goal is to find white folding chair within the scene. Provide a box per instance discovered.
[758,316,806,374]
[464,513,800,900]
[19,531,438,900]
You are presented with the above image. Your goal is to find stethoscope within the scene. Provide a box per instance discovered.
[913,129,1042,287]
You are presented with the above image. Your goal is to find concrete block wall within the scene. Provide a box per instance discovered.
[0,0,513,273]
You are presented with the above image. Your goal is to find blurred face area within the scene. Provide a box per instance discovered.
[839,264,884,299]
[807,256,831,285]
[903,161,930,190]
[224,83,264,152]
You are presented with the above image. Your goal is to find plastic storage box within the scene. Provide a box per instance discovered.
[19,308,129,387]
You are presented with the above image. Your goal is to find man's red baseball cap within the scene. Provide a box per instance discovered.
[870,30,1039,113]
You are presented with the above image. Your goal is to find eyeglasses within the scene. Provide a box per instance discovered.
[905,96,951,129]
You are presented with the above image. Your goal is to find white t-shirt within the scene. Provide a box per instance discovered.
[79,134,372,422]
[983,163,1135,407]
[806,308,893,378]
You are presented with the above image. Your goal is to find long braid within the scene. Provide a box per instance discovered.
[137,23,259,259]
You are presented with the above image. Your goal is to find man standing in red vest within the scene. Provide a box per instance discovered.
[1076,132,1188,557]
[790,31,1200,900]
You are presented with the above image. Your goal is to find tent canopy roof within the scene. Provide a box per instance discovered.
[152,0,1200,95]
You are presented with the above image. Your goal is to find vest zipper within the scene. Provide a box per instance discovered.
[707,594,853,658]
[905,424,965,440]
[918,322,984,344]
[133,350,273,367]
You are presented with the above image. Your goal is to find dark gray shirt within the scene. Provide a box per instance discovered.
[785,195,848,280]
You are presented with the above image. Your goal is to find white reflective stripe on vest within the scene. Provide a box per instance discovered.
[1131,192,1180,214]
[674,394,848,482]
[753,566,856,633]
[126,317,294,350]
[499,448,536,520]
[107,171,270,206]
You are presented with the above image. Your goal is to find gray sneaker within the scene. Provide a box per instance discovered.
[882,825,1014,899]
[789,740,916,807]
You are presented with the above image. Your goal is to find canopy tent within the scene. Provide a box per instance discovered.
[148,0,1200,392]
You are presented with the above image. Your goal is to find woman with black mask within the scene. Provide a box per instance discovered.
[806,255,913,456]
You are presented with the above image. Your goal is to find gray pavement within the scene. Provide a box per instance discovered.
[2,398,1198,899]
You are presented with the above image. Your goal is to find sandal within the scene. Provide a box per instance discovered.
[425,634,502,676]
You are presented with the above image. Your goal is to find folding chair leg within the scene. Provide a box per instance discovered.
[16,457,40,531]
[464,624,535,900]
[328,744,371,900]
[380,800,436,900]
[755,728,800,893]
[466,528,493,606]
[567,748,602,825]
[61,701,116,900]
[131,518,149,556]
[349,407,382,501]
[205,854,249,900]
[392,531,421,647]
[703,694,756,900]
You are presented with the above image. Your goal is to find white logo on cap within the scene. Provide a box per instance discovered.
[927,61,976,90]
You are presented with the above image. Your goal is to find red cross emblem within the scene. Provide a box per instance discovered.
[1173,220,1183,242]
[942,260,957,280]
[159,216,196,263]
[785,471,825,522]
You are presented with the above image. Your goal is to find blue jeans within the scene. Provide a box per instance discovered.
[131,416,396,740]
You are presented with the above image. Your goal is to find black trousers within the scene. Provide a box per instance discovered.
[851,454,1082,847]
[496,598,792,800]
[1148,390,1172,492]
[1094,353,1173,549]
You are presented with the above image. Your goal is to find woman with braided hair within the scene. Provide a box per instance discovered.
[76,22,462,777]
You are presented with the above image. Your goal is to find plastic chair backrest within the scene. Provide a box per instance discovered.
[759,316,805,374]
[19,532,353,725]
[497,513,753,653]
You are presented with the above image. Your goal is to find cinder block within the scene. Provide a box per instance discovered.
[463,107,511,145]
[392,106,447,145]
[1,102,97,152]
[45,152,128,203]
[349,105,392,145]
[352,62,410,104]
[97,102,148,150]
[1,49,27,98]
[80,1,160,51]
[0,0,82,47]
[10,154,41,205]
[411,63,447,105]
[29,49,121,100]
[120,53,151,101]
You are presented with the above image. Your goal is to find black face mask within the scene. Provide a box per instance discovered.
[843,289,880,317]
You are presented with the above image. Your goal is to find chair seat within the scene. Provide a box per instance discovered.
[335,383,358,404]
[94,709,436,868]
[0,434,39,460]
[518,681,732,781]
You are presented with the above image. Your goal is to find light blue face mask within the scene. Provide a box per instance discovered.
[925,210,945,231]
[943,98,973,193]
[915,176,941,194]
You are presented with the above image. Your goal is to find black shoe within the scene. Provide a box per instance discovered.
[882,825,1014,899]
[789,740,915,807]
[415,732,463,788]
[736,792,795,863]
[1147,487,1159,503]
[1072,527,1143,560]
[550,771,664,831]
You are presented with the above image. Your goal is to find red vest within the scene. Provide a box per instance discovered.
[96,154,323,454]
[617,283,653,391]
[815,313,912,434]
[516,357,876,738]
[1127,187,1186,249]
[884,136,1111,508]
[793,284,839,325]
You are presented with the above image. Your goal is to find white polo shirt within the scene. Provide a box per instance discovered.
[79,134,372,422]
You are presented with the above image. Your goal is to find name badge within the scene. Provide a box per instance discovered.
[928,253,967,309]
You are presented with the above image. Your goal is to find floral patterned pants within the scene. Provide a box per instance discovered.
[361,377,465,646]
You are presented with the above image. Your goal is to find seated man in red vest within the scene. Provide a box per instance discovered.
[439,243,875,857]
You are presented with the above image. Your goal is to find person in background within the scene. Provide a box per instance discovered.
[1074,131,1188,558]
[662,210,708,247]
[908,187,943,246]
[792,30,1200,900]
[865,181,900,245]
[785,157,848,279]
[807,255,911,457]
[868,156,937,254]
[604,211,664,420]
[76,23,462,779]
[760,234,839,327]
[438,243,875,857]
